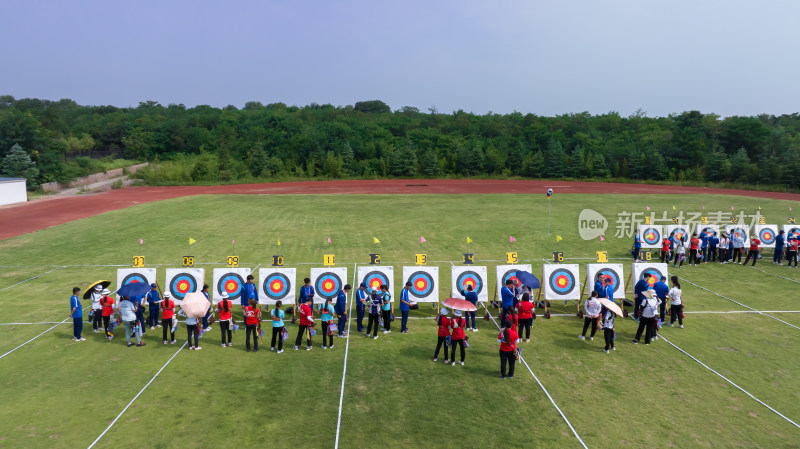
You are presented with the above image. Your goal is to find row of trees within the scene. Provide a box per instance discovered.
[2,95,800,188]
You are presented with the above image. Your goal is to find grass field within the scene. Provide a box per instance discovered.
[1,193,799,448]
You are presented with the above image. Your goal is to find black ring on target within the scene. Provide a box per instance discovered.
[407,271,435,298]
[642,227,661,245]
[216,273,245,300]
[502,270,523,290]
[730,227,747,241]
[315,272,342,299]
[121,273,148,286]
[170,272,197,301]
[456,270,483,295]
[362,271,390,292]
[597,268,621,292]
[787,227,800,240]
[758,228,776,245]
[548,268,576,296]
[263,272,291,300]
[641,267,663,288]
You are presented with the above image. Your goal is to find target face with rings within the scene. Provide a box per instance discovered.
[730,227,747,241]
[216,273,245,300]
[456,270,483,295]
[315,272,342,299]
[758,228,776,245]
[502,270,523,290]
[408,271,435,297]
[787,227,800,240]
[121,273,148,286]
[263,273,291,300]
[548,268,576,296]
[643,227,661,245]
[363,271,390,291]
[641,268,663,287]
[598,268,621,291]
[170,273,197,300]
[673,228,688,243]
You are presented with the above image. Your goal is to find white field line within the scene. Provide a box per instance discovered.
[745,265,800,284]
[334,263,358,449]
[87,341,188,448]
[0,266,65,292]
[0,306,90,359]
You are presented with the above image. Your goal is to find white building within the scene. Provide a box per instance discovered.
[0,178,28,206]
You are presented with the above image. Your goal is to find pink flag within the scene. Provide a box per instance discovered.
[702,205,705,210]
[327,237,331,244]
[646,206,650,211]
[138,238,143,245]
[420,236,426,243]
[731,205,735,210]
[232,239,235,245]
[509,235,516,243]
[599,235,605,242]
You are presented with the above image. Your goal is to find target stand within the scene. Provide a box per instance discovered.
[540,264,581,319]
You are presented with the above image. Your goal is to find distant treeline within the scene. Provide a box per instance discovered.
[2,95,800,188]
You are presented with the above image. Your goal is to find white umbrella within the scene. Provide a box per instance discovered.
[181,292,210,318]
[598,298,623,317]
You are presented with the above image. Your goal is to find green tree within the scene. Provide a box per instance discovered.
[2,143,39,188]
[522,151,545,177]
[730,147,752,182]
[121,127,154,159]
[591,153,609,178]
[568,145,586,178]
[419,147,439,176]
[353,100,390,114]
[543,140,567,177]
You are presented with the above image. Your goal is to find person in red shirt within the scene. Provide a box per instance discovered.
[507,307,518,333]
[216,292,233,348]
[743,237,761,266]
[688,233,700,266]
[788,238,800,267]
[498,319,520,379]
[294,297,315,351]
[161,292,177,344]
[450,310,467,366]
[660,238,671,263]
[433,308,451,363]
[517,293,534,342]
[99,289,115,340]
[243,298,260,352]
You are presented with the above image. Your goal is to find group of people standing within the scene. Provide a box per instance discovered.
[649,230,770,267]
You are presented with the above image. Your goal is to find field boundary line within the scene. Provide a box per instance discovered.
[87,341,188,448]
[0,306,89,359]
[746,265,800,284]
[678,276,800,331]
[334,263,357,449]
[0,266,65,292]
[638,317,800,430]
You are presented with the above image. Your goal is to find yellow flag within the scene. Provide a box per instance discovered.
[277,239,281,246]
[188,237,197,245]
[758,205,762,210]
[556,235,563,242]
[373,237,380,244]
[466,237,473,244]
[672,205,676,210]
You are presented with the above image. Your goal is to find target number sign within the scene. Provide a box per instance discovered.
[672,217,679,224]
[182,256,194,267]
[272,255,284,267]
[731,217,739,224]
[323,254,335,266]
[226,256,239,268]
[596,251,608,263]
[789,217,796,225]
[415,254,427,265]
[758,216,766,225]
[506,252,518,264]
[463,253,474,265]
[638,250,651,261]
[132,256,145,268]
[552,251,564,263]
[701,216,708,224]
[370,253,380,265]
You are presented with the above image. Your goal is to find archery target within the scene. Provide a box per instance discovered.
[665,225,690,247]
[542,264,579,300]
[258,268,296,305]
[755,225,777,248]
[495,264,532,301]
[632,263,668,289]
[357,266,394,298]
[782,225,800,242]
[451,266,488,302]
[402,266,438,303]
[695,224,720,239]
[116,268,156,293]
[637,225,662,249]
[310,267,348,303]
[725,225,750,243]
[586,264,625,299]
[212,268,251,304]
[165,268,204,304]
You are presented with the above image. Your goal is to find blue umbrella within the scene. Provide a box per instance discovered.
[116,282,151,298]
[515,271,540,289]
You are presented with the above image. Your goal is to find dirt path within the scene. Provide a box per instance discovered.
[1,179,798,240]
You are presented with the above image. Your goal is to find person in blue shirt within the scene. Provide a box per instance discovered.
[366,288,383,339]
[708,232,718,263]
[633,273,651,321]
[499,279,516,326]
[633,233,642,262]
[355,283,368,332]
[399,281,412,334]
[380,285,393,334]
[699,231,709,263]
[593,273,605,298]
[131,294,147,336]
[653,276,670,323]
[460,284,479,331]
[146,283,161,329]
[335,284,351,337]
[298,278,315,306]
[69,287,85,341]
[319,297,336,349]
[241,275,259,310]
[775,230,785,264]
[667,231,676,262]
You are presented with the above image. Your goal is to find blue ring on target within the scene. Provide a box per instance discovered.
[315,273,342,299]
[730,227,747,241]
[641,268,663,287]
[363,271,390,292]
[673,228,689,243]
[170,273,197,300]
[217,273,245,300]
[502,270,522,289]
[758,228,775,245]
[456,271,483,295]
[263,273,291,300]
[787,227,800,240]
[121,273,148,286]
[548,268,576,295]
[408,271,435,297]
[598,269,621,291]
[643,227,661,245]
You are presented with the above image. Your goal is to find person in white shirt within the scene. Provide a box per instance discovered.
[718,234,730,263]
[673,241,686,268]
[633,289,661,345]
[90,284,104,332]
[668,276,684,328]
[602,308,616,353]
[579,291,602,340]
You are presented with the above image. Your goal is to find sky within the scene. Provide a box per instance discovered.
[1,0,799,117]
